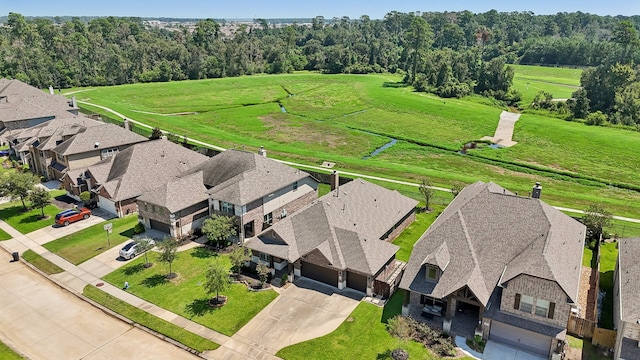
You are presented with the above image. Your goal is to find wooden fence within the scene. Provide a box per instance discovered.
[592,328,617,348]
[568,315,596,338]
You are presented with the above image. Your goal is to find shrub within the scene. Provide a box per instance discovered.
[133,222,146,234]
[281,273,288,284]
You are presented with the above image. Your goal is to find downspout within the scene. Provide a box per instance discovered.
[118,200,122,218]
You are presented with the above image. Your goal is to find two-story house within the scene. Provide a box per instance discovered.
[245,177,418,297]
[63,138,208,217]
[137,148,318,239]
[52,123,147,182]
[400,181,585,359]
[613,238,640,360]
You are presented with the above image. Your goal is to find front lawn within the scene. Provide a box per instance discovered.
[392,205,443,262]
[83,285,219,352]
[103,247,278,336]
[0,340,22,360]
[0,191,65,234]
[598,242,617,329]
[0,228,11,240]
[43,215,137,265]
[277,290,473,360]
[22,250,64,274]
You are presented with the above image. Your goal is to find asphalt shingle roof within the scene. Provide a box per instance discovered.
[618,238,640,323]
[138,171,209,213]
[52,123,147,156]
[0,79,78,123]
[399,181,585,306]
[246,179,417,275]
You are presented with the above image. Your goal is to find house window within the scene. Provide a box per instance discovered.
[264,212,273,226]
[100,147,118,159]
[519,295,534,313]
[56,153,64,162]
[259,252,270,262]
[535,299,555,318]
[221,202,235,214]
[293,181,298,190]
[425,265,439,281]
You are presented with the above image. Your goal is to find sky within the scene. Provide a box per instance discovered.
[1,0,639,19]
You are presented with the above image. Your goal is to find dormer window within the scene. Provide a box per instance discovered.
[425,265,440,282]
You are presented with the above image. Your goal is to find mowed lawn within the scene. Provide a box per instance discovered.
[43,215,137,265]
[0,190,65,234]
[598,242,618,329]
[0,340,22,360]
[392,205,443,262]
[0,228,11,240]
[103,246,278,336]
[71,67,640,218]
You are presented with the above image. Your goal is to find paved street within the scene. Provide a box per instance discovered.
[0,254,199,360]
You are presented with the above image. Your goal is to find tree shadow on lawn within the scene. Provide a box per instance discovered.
[120,228,136,238]
[122,263,146,276]
[185,298,217,317]
[141,274,168,288]
[376,349,394,360]
[190,247,217,259]
[18,212,42,224]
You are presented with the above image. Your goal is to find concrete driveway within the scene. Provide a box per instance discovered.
[0,254,198,360]
[483,341,547,360]
[208,278,362,359]
[27,209,113,246]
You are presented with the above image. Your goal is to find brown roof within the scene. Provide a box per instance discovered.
[9,115,103,151]
[246,179,417,275]
[400,181,585,306]
[52,123,147,156]
[88,139,208,202]
[138,171,209,213]
[0,79,78,123]
[618,238,640,323]
[186,150,312,205]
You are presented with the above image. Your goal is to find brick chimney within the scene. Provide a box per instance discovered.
[532,182,542,199]
[258,146,267,157]
[330,170,339,191]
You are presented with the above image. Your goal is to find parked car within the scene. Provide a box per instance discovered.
[55,208,91,226]
[119,238,155,260]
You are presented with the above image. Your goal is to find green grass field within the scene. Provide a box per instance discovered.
[0,190,65,234]
[0,228,12,240]
[0,341,22,360]
[103,247,278,336]
[69,66,640,219]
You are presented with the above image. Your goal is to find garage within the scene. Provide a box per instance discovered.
[149,219,171,234]
[98,196,118,216]
[301,261,338,287]
[490,321,551,357]
[346,271,367,292]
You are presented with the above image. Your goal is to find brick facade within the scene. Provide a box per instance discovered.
[383,210,417,241]
[500,274,571,328]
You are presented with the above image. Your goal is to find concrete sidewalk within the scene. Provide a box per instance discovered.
[0,219,231,358]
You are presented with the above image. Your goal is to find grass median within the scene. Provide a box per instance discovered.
[0,228,12,240]
[22,249,64,274]
[83,284,219,352]
[0,340,23,360]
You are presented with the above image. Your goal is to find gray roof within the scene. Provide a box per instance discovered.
[186,150,312,205]
[618,238,640,323]
[88,139,208,202]
[0,79,78,123]
[138,171,209,213]
[246,179,417,275]
[52,123,147,156]
[400,181,585,306]
[9,115,102,151]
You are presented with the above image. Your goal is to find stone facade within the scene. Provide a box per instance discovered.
[500,274,571,328]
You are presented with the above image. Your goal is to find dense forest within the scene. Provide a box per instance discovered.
[1,11,639,126]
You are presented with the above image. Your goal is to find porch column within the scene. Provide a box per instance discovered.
[445,297,457,320]
[337,271,345,290]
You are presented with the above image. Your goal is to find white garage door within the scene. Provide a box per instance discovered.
[490,321,551,357]
[98,196,118,216]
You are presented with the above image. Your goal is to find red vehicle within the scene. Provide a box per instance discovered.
[56,208,91,226]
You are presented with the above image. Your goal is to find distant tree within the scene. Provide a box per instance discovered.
[583,203,612,242]
[450,181,465,198]
[571,89,590,119]
[28,187,50,217]
[134,236,155,267]
[150,127,163,140]
[203,259,230,305]
[202,214,237,246]
[406,16,433,83]
[256,263,270,287]
[166,132,181,144]
[585,111,608,126]
[612,20,639,63]
[419,178,435,211]
[1,172,37,209]
[229,245,250,277]
[157,237,179,278]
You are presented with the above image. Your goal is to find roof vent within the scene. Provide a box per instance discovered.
[94,142,100,148]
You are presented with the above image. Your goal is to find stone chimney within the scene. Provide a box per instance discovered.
[49,86,54,95]
[532,182,542,199]
[123,118,130,131]
[71,95,77,108]
[258,146,267,157]
[330,170,339,191]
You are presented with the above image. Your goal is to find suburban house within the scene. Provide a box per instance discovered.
[0,78,78,133]
[5,115,103,178]
[52,122,147,182]
[400,181,585,359]
[613,238,640,360]
[63,138,208,217]
[245,177,418,297]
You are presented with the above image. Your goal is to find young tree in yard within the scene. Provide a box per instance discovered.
[149,127,163,140]
[157,237,179,278]
[256,263,270,287]
[583,203,613,242]
[1,172,37,209]
[419,178,435,211]
[229,245,250,277]
[28,187,50,217]
[451,181,465,198]
[204,258,231,305]
[387,315,412,360]
[202,214,237,246]
[134,237,155,267]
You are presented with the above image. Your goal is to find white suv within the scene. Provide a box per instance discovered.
[119,238,155,260]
